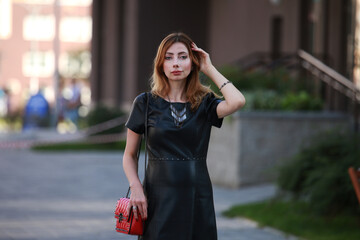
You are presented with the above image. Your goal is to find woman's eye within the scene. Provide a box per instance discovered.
[180,56,188,60]
[165,56,172,60]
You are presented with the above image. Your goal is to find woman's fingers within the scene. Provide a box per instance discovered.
[129,189,147,221]
[191,42,210,60]
[133,199,148,220]
[139,200,148,220]
[132,205,139,220]
[130,202,147,221]
[191,42,213,73]
[191,42,204,53]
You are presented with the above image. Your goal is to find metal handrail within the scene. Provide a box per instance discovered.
[231,49,360,130]
[234,51,298,71]
[298,50,360,102]
[298,49,360,132]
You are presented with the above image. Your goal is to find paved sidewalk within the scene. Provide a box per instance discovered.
[0,129,84,149]
[0,149,297,240]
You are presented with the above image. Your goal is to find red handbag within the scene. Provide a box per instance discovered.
[114,197,144,235]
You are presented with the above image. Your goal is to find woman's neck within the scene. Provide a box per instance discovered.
[167,80,187,102]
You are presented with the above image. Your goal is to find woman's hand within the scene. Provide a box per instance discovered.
[191,42,214,75]
[127,184,147,220]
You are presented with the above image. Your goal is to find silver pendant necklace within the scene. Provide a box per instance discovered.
[168,96,187,128]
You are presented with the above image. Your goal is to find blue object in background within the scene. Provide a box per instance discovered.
[23,92,50,130]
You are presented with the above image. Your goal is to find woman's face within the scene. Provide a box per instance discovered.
[163,42,192,82]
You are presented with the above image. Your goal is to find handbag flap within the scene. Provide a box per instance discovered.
[115,198,131,233]
[115,198,130,219]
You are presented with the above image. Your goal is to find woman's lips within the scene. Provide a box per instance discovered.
[171,71,182,75]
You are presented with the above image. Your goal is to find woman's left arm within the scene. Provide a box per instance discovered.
[192,43,246,118]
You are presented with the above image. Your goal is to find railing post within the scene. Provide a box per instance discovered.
[354,98,359,133]
[325,82,332,110]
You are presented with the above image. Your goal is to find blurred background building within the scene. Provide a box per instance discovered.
[0,0,359,129]
[91,0,359,110]
[0,0,92,118]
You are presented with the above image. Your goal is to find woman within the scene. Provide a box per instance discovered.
[123,32,245,240]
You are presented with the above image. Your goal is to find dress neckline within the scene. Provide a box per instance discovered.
[156,95,189,104]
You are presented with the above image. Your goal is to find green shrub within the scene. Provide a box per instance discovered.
[241,90,323,111]
[86,104,125,135]
[277,130,360,215]
[280,91,323,111]
[201,65,323,111]
[216,66,305,93]
[252,90,282,110]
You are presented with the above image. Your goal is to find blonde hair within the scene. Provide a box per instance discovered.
[150,32,213,111]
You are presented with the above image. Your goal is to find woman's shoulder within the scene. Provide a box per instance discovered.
[199,91,222,111]
[133,92,150,103]
[132,92,163,107]
[205,91,215,98]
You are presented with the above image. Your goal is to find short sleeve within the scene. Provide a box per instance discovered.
[125,93,147,134]
[205,92,223,128]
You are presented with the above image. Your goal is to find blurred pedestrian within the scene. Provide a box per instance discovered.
[55,78,64,123]
[0,87,8,117]
[63,78,82,127]
[23,89,50,130]
[122,32,245,240]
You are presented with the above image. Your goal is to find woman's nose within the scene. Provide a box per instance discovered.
[172,58,179,66]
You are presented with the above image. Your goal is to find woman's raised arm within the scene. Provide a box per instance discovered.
[191,43,246,118]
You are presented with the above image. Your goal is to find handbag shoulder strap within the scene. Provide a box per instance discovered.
[144,92,149,179]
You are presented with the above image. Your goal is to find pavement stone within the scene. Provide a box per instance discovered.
[0,146,298,240]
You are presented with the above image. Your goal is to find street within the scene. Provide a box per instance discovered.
[0,149,293,240]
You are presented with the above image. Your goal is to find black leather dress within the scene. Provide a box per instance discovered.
[125,92,223,240]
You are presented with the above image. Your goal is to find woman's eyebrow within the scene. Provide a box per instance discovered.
[165,51,188,55]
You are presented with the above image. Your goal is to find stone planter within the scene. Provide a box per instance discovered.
[207,111,350,188]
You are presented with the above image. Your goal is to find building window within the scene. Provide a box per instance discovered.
[60,17,92,43]
[59,50,91,78]
[23,15,55,41]
[14,0,54,4]
[13,0,92,6]
[0,0,12,39]
[353,0,360,88]
[22,51,54,78]
[60,0,92,6]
